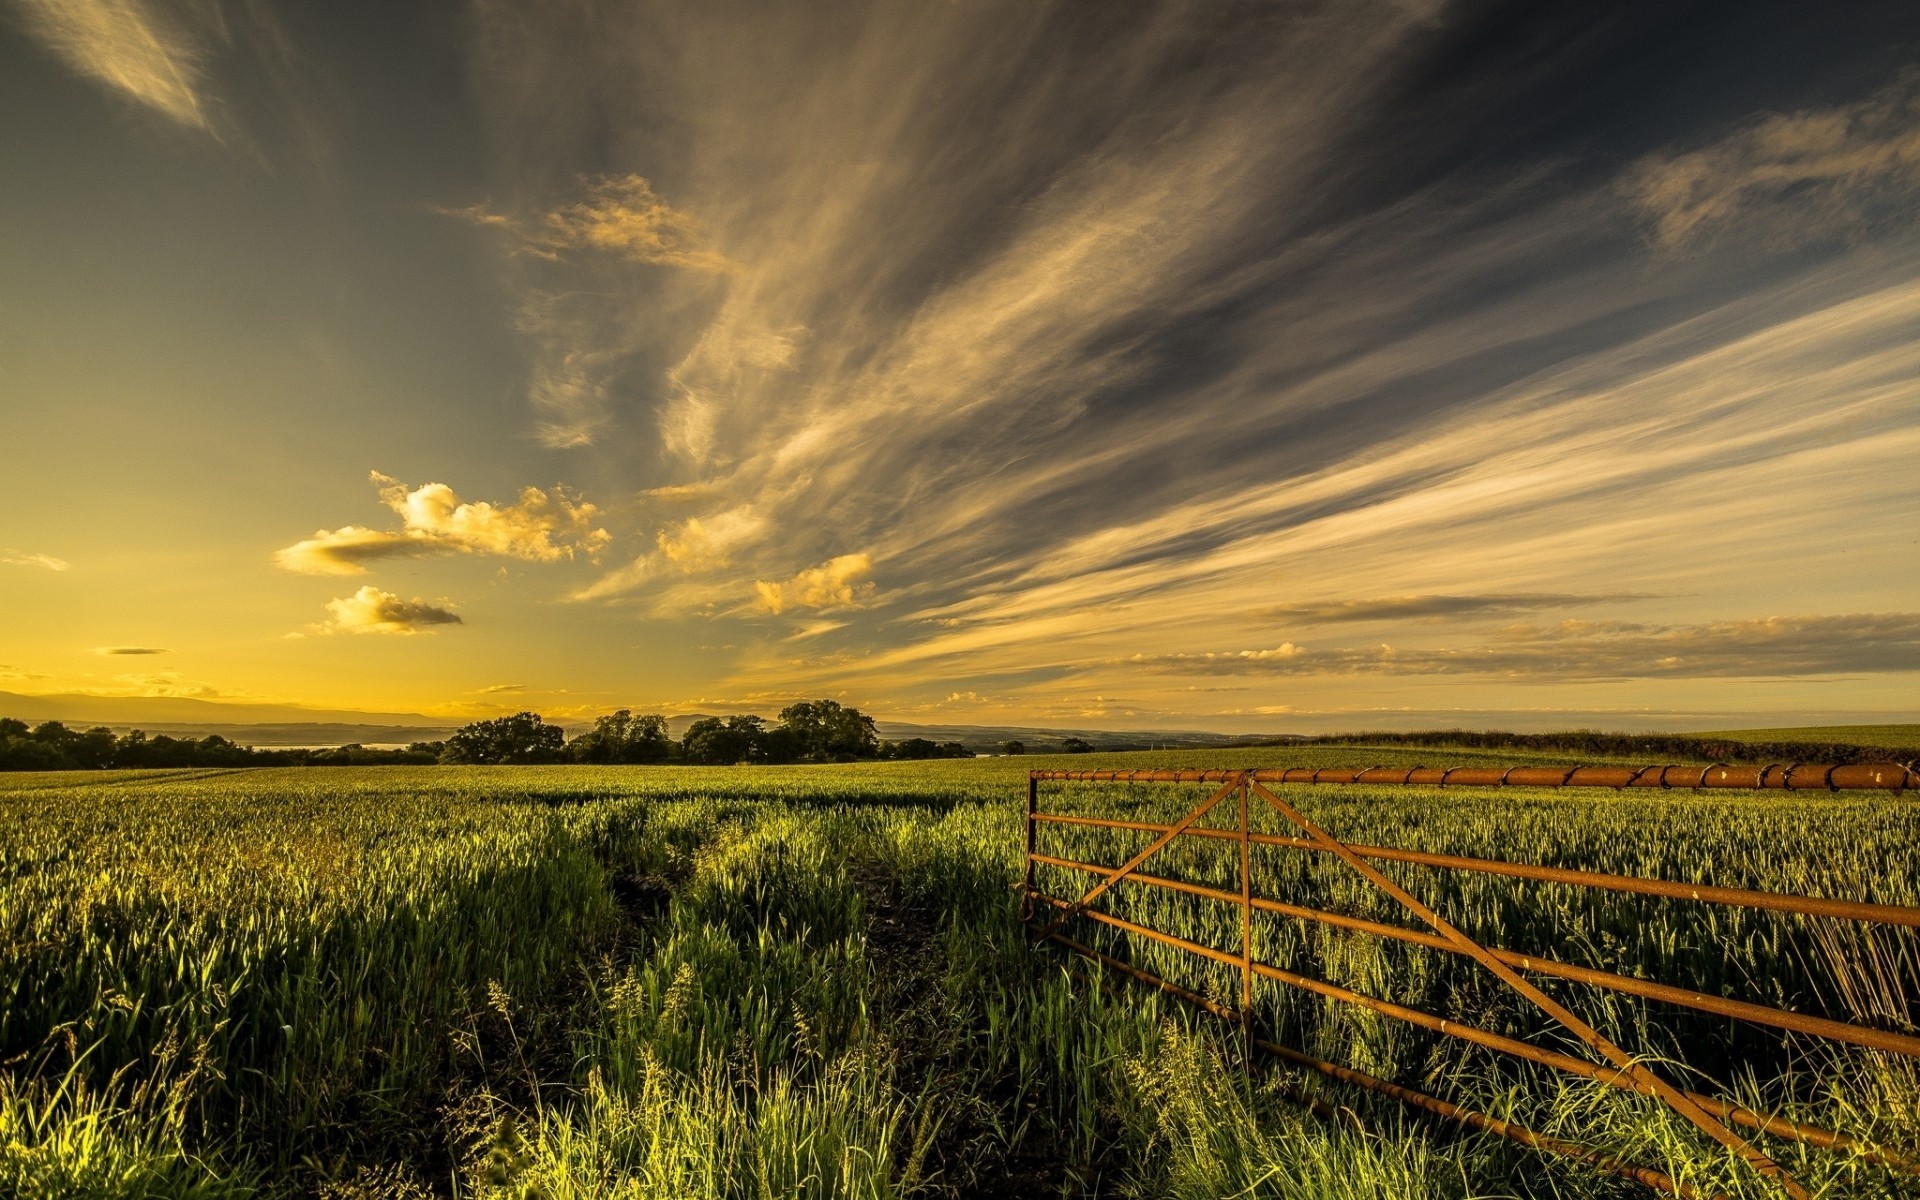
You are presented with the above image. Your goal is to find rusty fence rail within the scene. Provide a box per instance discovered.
[1019,766,1920,1198]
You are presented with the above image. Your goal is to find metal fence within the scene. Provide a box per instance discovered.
[1019,765,1920,1199]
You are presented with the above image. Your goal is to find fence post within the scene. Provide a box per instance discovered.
[1239,772,1255,1071]
[1023,773,1038,921]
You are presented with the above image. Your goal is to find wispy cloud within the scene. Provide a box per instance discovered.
[8,0,213,131]
[1259,594,1657,626]
[439,176,731,272]
[1626,73,1920,250]
[438,176,732,447]
[3,549,70,571]
[1122,613,1920,682]
[277,471,609,575]
[755,554,874,615]
[312,587,462,636]
[111,670,216,697]
[452,6,1920,721]
[472,682,527,694]
[93,646,168,655]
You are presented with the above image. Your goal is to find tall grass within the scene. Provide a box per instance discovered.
[1,748,1913,1196]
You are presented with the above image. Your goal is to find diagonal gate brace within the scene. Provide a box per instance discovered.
[1029,773,1247,945]
[1244,777,1808,1200]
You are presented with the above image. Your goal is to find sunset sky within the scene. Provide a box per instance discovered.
[3,1,1918,732]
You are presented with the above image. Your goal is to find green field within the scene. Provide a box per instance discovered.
[2,748,1915,1199]
[1685,726,1920,751]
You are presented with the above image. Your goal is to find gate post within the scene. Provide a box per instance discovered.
[1238,772,1255,1071]
[1023,773,1038,921]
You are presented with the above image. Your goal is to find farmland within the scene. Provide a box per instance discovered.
[2,748,1916,1199]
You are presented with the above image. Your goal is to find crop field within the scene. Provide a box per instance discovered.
[2,748,1916,1199]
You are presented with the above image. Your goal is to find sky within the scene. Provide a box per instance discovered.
[2,0,1919,733]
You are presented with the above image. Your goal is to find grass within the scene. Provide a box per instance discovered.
[1,746,1915,1198]
[1682,725,1920,750]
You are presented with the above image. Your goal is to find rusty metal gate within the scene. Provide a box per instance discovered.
[1019,765,1920,1199]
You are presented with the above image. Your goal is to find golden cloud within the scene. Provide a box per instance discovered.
[2,549,70,571]
[754,554,875,615]
[1625,75,1920,249]
[654,507,768,571]
[9,0,211,131]
[314,587,462,636]
[439,175,731,272]
[276,472,610,574]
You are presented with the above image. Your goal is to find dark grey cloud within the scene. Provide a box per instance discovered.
[1624,72,1920,251]
[94,647,169,656]
[1258,593,1657,626]
[1124,613,1920,682]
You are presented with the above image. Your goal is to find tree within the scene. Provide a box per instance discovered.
[681,715,766,764]
[1002,741,1025,756]
[443,712,567,764]
[569,710,671,763]
[881,738,974,760]
[1061,737,1094,754]
[775,699,879,761]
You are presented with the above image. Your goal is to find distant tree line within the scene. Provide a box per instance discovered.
[1289,729,1920,766]
[0,700,977,771]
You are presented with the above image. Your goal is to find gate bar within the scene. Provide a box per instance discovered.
[1029,812,1920,928]
[1039,925,1709,1199]
[1029,850,1920,1058]
[1032,764,1917,790]
[1028,774,1243,945]
[1243,777,1806,1198]
[1025,890,1913,1169]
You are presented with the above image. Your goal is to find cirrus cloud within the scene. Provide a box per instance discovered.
[6,0,212,131]
[754,554,876,615]
[1121,613,1920,682]
[1626,73,1920,250]
[2,549,70,571]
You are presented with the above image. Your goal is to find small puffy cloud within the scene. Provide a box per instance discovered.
[754,554,876,615]
[1625,74,1920,249]
[641,482,722,503]
[8,0,212,131]
[439,175,731,272]
[94,646,168,656]
[2,549,70,571]
[315,587,463,636]
[276,471,610,575]
[655,507,768,571]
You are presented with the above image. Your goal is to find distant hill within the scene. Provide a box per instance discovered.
[0,692,453,746]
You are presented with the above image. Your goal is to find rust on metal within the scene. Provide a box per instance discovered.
[1020,766,1920,1196]
[1030,764,1919,790]
[1241,776,1806,1198]
[1026,891,1914,1169]
[1029,850,1920,1057]
[1028,774,1243,944]
[1040,926,1710,1199]
[1237,775,1255,1065]
[1029,812,1920,928]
